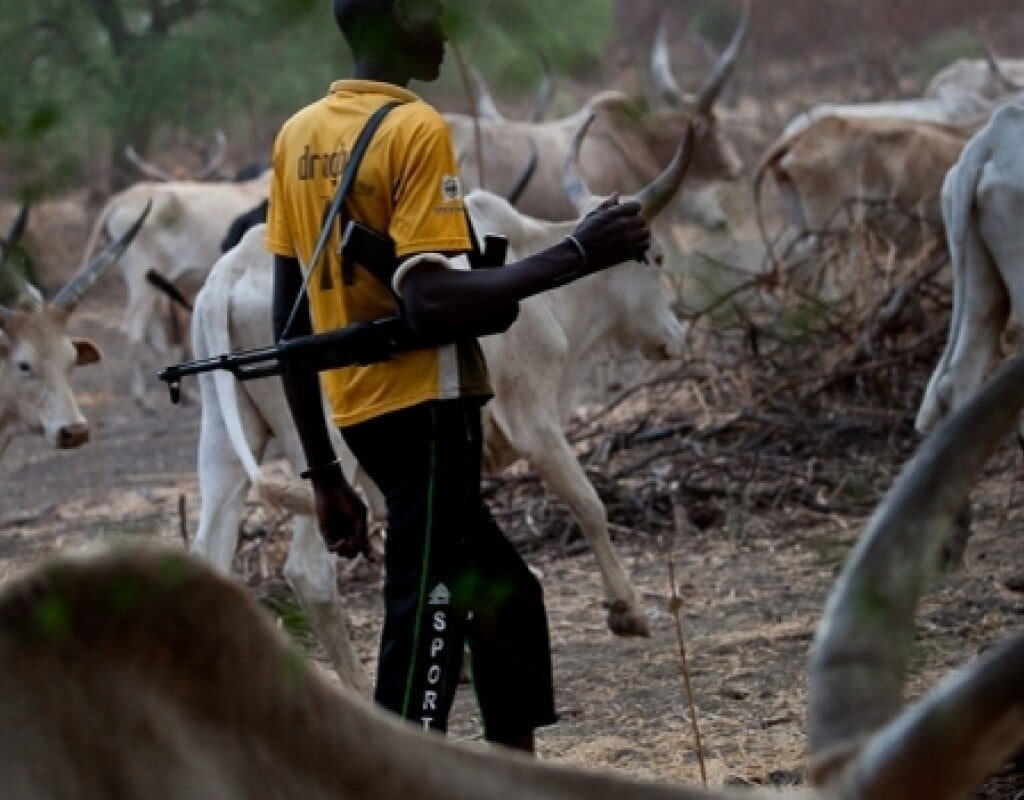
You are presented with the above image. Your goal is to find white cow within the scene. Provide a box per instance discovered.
[79,171,270,405]
[916,102,1024,434]
[443,0,749,227]
[0,204,151,461]
[188,120,694,689]
[6,357,1024,800]
[781,53,1024,139]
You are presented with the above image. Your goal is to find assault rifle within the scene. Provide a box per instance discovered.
[158,221,509,405]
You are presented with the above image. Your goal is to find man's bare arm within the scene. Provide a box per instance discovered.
[401,197,649,336]
[273,254,367,557]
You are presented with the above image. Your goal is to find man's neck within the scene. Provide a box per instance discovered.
[352,58,412,88]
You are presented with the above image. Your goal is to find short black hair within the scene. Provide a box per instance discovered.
[333,0,394,35]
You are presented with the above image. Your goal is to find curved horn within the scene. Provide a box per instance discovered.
[981,41,1024,92]
[125,145,175,182]
[0,204,43,311]
[634,121,696,220]
[0,202,30,271]
[505,138,538,207]
[195,129,228,181]
[527,51,556,123]
[51,199,152,313]
[451,42,487,190]
[693,0,752,116]
[808,356,1024,785]
[651,10,685,107]
[468,66,505,124]
[562,113,597,214]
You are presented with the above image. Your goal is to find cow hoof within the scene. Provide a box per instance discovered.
[605,600,651,638]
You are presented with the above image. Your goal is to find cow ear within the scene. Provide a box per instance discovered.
[73,338,102,365]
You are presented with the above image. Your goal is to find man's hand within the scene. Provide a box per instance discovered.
[569,193,651,274]
[310,465,370,559]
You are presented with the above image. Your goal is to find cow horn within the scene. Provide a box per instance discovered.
[0,203,43,312]
[807,355,1024,790]
[651,11,685,107]
[693,0,751,116]
[194,129,228,181]
[468,66,505,124]
[125,144,176,182]
[527,51,556,123]
[562,113,597,214]
[505,137,538,207]
[0,202,30,271]
[981,41,1024,92]
[51,199,152,313]
[633,121,696,220]
[452,42,487,189]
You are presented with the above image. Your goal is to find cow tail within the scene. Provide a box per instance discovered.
[753,143,786,276]
[78,195,122,272]
[939,125,989,377]
[197,246,313,516]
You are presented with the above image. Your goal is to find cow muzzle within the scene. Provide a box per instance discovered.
[56,422,90,450]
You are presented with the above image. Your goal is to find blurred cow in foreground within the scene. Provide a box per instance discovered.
[187,117,694,687]
[445,0,750,230]
[79,170,270,405]
[916,102,1024,436]
[5,354,1024,800]
[0,203,151,461]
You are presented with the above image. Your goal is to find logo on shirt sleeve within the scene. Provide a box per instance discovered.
[440,175,462,202]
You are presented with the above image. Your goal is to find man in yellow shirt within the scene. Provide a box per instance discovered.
[268,0,650,753]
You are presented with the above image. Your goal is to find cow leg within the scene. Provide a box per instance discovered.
[282,514,372,697]
[505,418,649,637]
[979,176,1024,441]
[190,378,268,572]
[277,428,372,695]
[943,214,1009,418]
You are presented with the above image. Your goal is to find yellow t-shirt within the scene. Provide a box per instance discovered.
[266,80,491,428]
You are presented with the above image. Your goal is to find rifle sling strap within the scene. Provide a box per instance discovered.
[280,100,404,340]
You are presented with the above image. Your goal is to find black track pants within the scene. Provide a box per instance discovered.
[342,399,557,739]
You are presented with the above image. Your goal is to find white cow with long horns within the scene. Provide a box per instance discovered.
[0,202,152,461]
[185,114,695,690]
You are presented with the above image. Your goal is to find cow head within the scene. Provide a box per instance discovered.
[645,0,750,182]
[562,114,694,361]
[0,201,151,455]
[0,307,99,449]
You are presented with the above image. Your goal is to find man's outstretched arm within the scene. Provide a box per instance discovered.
[400,196,649,337]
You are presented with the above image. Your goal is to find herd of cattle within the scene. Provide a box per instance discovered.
[5,3,1024,795]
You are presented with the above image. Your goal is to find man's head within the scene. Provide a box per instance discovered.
[333,0,447,83]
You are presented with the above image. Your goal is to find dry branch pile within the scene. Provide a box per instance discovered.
[486,204,958,551]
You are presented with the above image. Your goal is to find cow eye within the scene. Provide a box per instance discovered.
[653,254,665,267]
[16,361,32,375]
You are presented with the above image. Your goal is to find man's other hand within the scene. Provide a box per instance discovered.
[570,193,651,273]
[311,466,370,558]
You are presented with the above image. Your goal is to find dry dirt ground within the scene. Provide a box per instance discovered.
[3,295,1024,798]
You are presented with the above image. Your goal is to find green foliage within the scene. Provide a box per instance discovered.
[0,0,611,195]
[420,0,611,92]
[907,28,982,84]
